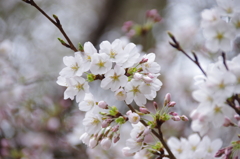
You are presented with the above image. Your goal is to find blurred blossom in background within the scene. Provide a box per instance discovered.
[0,0,238,159]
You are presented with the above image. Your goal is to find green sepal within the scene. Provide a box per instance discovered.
[115,116,126,124]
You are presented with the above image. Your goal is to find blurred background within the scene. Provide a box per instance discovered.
[1,0,237,159]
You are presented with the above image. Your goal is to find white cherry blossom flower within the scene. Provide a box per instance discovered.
[59,52,85,77]
[201,8,221,28]
[56,75,67,87]
[83,112,102,134]
[141,53,161,74]
[114,88,127,101]
[167,137,188,159]
[78,93,95,111]
[82,42,98,72]
[203,21,235,52]
[125,80,151,106]
[100,65,128,91]
[119,43,140,68]
[90,53,112,75]
[216,0,240,17]
[99,39,128,64]
[64,77,89,102]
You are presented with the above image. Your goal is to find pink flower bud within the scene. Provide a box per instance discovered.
[139,107,150,114]
[169,112,178,116]
[148,73,154,79]
[140,58,148,64]
[47,117,60,131]
[98,101,108,109]
[180,115,189,121]
[113,134,120,143]
[136,136,144,142]
[146,9,158,18]
[168,101,176,107]
[223,117,233,127]
[164,93,171,106]
[234,114,240,121]
[126,110,132,116]
[111,125,119,132]
[153,101,158,110]
[128,112,140,124]
[80,133,91,145]
[143,126,151,135]
[89,137,98,148]
[122,21,134,32]
[172,116,181,121]
[100,137,112,150]
[143,76,153,83]
[102,118,113,128]
[122,147,135,157]
[134,73,143,80]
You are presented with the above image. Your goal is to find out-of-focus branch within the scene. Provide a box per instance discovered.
[22,0,77,52]
[168,32,207,77]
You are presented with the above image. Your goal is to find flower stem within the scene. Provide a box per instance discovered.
[126,104,176,159]
[22,0,77,52]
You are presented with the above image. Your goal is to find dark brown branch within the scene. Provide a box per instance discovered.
[126,104,176,159]
[22,0,77,52]
[221,52,229,71]
[168,32,207,77]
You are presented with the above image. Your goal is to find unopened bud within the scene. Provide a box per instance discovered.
[122,147,135,157]
[100,137,112,150]
[89,137,98,148]
[128,112,140,124]
[139,107,150,114]
[113,134,120,143]
[169,112,178,116]
[164,93,171,106]
[172,116,181,121]
[168,101,176,107]
[102,118,113,128]
[136,136,144,142]
[153,101,158,110]
[143,76,153,83]
[180,115,189,121]
[98,101,108,109]
[122,21,134,32]
[223,117,234,127]
[134,73,143,80]
[111,125,119,132]
[140,58,148,64]
[148,73,154,79]
[143,126,151,136]
[234,114,240,121]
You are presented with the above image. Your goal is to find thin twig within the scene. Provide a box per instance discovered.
[221,52,229,71]
[22,0,77,52]
[126,104,176,159]
[168,32,207,77]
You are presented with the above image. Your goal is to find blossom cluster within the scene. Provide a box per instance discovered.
[57,39,162,107]
[56,39,163,152]
[201,0,240,53]
[190,0,240,135]
[167,134,223,159]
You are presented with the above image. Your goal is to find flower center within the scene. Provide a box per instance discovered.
[97,60,106,68]
[131,86,140,95]
[111,73,120,81]
[110,50,117,59]
[71,63,79,71]
[75,82,84,91]
[215,32,224,41]
[214,105,222,113]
